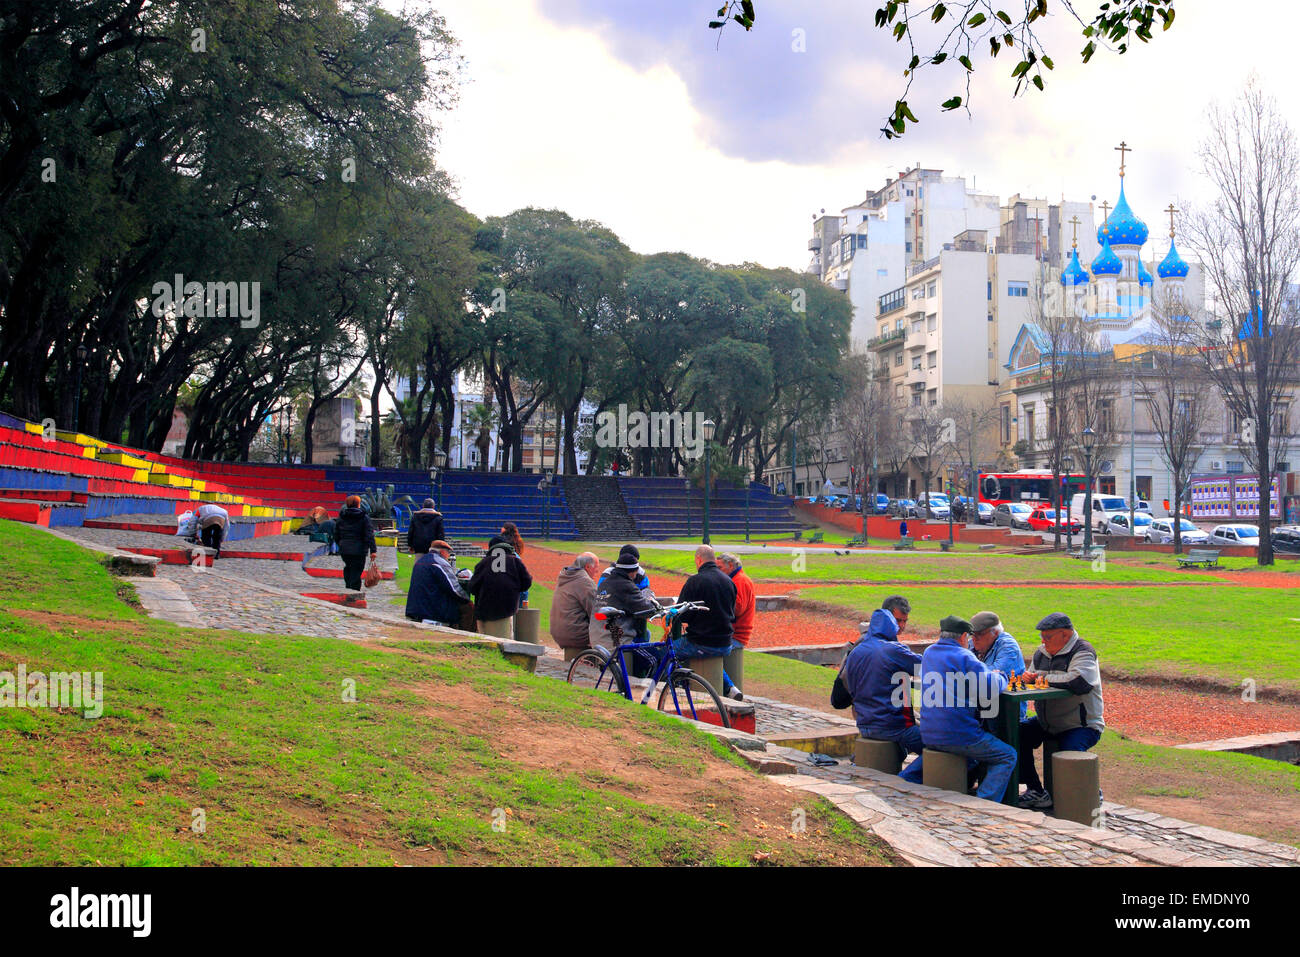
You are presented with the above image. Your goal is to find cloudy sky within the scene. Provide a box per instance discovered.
[423,0,1300,269]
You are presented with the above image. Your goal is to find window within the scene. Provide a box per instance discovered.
[912,395,922,407]
[1008,281,1030,297]
[895,384,904,398]
[896,318,906,331]
[879,323,889,337]
[1025,408,1036,442]
[927,313,937,331]
[1274,403,1290,434]
[927,351,937,369]
[928,389,938,406]
[1226,460,1245,474]
[911,319,922,335]
[857,235,867,249]
[927,281,937,298]
[912,356,923,371]
[877,268,889,279]
[916,241,923,256]
[918,187,924,198]
[1100,476,1116,494]
[1098,400,1114,434]
[906,241,913,253]
[1001,405,1011,443]
[988,281,993,300]
[912,285,926,300]
[1137,476,1152,500]
[894,352,904,366]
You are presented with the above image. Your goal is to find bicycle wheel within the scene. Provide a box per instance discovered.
[566,648,627,696]
[656,669,731,729]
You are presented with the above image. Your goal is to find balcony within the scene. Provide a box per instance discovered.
[908,255,940,277]
[867,329,906,350]
[878,286,906,316]
[808,236,822,251]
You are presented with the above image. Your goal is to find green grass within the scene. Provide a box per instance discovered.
[632,549,1202,584]
[798,583,1300,693]
[0,520,894,866]
[745,650,840,699]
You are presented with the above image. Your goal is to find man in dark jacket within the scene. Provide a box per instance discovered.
[838,596,924,782]
[405,540,470,626]
[334,495,378,591]
[468,535,532,633]
[673,545,736,660]
[407,499,445,555]
[592,545,661,652]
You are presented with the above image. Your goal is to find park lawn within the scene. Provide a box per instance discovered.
[0,520,897,866]
[1114,553,1300,574]
[798,583,1300,694]
[635,549,1203,584]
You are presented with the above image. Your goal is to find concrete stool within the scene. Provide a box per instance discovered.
[477,617,514,640]
[684,654,725,692]
[853,737,901,774]
[922,748,968,794]
[514,607,541,644]
[722,644,744,693]
[1050,751,1100,826]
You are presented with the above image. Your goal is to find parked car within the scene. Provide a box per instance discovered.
[976,501,995,524]
[1209,524,1260,548]
[1106,512,1154,537]
[1271,526,1300,554]
[921,493,951,519]
[993,503,1034,530]
[1146,518,1211,545]
[1069,493,1133,533]
[873,493,890,515]
[1026,507,1083,535]
[890,498,917,517]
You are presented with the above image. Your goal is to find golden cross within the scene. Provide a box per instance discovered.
[1115,141,1131,177]
[1099,200,1111,235]
[1165,202,1178,238]
[1069,215,1081,249]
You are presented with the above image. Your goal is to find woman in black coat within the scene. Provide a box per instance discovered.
[334,495,378,590]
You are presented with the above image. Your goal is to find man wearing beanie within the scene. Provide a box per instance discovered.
[1017,612,1106,810]
[592,544,661,652]
[919,615,1016,802]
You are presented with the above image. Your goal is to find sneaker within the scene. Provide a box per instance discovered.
[726,687,744,701]
[1017,788,1053,810]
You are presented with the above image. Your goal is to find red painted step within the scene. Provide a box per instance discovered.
[303,566,394,581]
[300,592,367,608]
[121,547,212,566]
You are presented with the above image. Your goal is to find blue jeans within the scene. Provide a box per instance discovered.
[933,732,1017,801]
[672,636,730,660]
[1018,721,1101,791]
[863,725,925,782]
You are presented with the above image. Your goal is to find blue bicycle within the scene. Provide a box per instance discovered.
[565,600,731,729]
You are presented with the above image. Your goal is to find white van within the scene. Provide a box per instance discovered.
[1069,493,1132,533]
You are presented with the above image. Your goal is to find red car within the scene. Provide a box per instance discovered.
[1026,507,1082,535]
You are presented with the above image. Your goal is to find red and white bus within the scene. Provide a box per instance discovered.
[978,470,1089,509]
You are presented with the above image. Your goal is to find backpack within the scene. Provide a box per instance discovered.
[830,639,860,710]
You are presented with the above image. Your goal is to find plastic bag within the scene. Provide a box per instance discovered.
[177,510,197,537]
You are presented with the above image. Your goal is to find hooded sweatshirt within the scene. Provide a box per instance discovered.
[407,508,445,555]
[468,536,532,621]
[550,563,597,649]
[839,608,922,736]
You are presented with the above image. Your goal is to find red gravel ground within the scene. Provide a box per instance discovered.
[527,546,1300,743]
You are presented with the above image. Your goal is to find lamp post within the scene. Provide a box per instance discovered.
[431,447,446,511]
[946,479,954,546]
[538,467,553,540]
[1062,454,1074,551]
[73,344,88,434]
[702,419,716,544]
[1082,428,1097,555]
[684,478,692,538]
[744,472,751,543]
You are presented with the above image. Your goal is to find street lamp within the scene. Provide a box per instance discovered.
[538,467,554,540]
[702,418,716,544]
[684,478,693,538]
[73,344,88,434]
[431,447,447,511]
[1081,427,1097,555]
[744,471,751,543]
[1062,454,1075,550]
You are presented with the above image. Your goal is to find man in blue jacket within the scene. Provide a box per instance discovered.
[838,595,924,782]
[970,610,1027,723]
[405,540,471,627]
[919,615,1016,801]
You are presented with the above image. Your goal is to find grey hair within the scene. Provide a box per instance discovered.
[575,554,598,570]
[939,631,964,641]
[717,552,741,568]
[881,595,911,615]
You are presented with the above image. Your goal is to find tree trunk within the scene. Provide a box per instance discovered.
[370,379,382,467]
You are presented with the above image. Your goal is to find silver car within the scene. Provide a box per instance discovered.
[1107,512,1154,537]
[1146,518,1211,544]
[1209,524,1259,548]
[993,503,1033,530]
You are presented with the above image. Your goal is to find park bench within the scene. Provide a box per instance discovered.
[893,537,915,551]
[1069,545,1105,560]
[791,529,802,541]
[807,531,824,544]
[1176,547,1221,569]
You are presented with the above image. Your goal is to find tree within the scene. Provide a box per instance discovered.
[1135,292,1212,553]
[707,1,1175,137]
[467,402,496,472]
[904,400,956,506]
[1185,81,1300,566]
[838,353,901,530]
[942,395,1002,525]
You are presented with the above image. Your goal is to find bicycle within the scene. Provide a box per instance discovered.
[564,600,732,728]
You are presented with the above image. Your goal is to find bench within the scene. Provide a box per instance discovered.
[1069,545,1105,560]
[893,537,915,551]
[1176,548,1221,569]
[807,531,824,544]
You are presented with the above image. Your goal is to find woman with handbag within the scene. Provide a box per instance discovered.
[334,495,378,591]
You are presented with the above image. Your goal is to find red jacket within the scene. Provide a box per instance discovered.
[728,568,756,646]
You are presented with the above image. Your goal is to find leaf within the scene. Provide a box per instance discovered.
[967,12,986,27]
[930,52,947,64]
[941,95,963,110]
[893,21,907,39]
[1041,54,1054,69]
[1082,40,1097,62]
[901,102,919,123]
[1012,60,1030,78]
[1032,75,1044,91]
[931,3,946,23]
[996,10,1012,24]
[958,54,973,71]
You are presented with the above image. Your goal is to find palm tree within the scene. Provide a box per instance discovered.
[467,402,496,472]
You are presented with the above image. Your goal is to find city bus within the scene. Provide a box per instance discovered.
[977,470,1089,510]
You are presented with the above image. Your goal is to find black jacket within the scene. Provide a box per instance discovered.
[405,551,470,624]
[676,561,737,649]
[334,506,377,557]
[407,509,445,554]
[594,568,661,641]
[468,539,532,621]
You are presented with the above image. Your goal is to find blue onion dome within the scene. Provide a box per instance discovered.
[1157,238,1189,279]
[1137,256,1154,286]
[1091,233,1122,276]
[1060,246,1089,286]
[1097,181,1149,247]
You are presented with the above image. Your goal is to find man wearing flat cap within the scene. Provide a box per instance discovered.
[918,615,1017,801]
[1016,612,1106,809]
